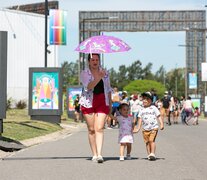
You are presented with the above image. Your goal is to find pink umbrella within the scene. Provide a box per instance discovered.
[75,35,131,54]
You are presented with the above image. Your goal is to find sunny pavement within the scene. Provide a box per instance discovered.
[0,119,207,180]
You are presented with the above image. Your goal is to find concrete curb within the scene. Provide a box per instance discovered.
[0,122,86,159]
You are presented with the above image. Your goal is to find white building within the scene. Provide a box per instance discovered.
[0,9,58,105]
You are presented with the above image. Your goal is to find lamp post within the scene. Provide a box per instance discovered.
[178,44,199,98]
[81,16,118,70]
[45,0,48,67]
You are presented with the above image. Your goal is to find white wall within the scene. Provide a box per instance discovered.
[0,9,58,105]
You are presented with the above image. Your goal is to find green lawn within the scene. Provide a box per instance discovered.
[1,109,75,141]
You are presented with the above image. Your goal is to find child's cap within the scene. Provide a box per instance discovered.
[141,91,153,101]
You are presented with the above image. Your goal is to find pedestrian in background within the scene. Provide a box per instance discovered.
[111,87,121,127]
[193,107,200,125]
[79,53,112,163]
[182,96,194,125]
[73,94,80,122]
[136,92,164,161]
[161,91,171,125]
[180,95,186,124]
[116,103,134,161]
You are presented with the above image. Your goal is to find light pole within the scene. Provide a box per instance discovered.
[178,44,199,98]
[175,63,178,97]
[81,16,118,70]
[45,0,48,67]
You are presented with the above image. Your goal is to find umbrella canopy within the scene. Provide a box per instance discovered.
[75,35,131,54]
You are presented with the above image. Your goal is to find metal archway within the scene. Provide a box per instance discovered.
[79,10,206,100]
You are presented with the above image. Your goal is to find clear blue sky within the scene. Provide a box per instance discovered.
[0,0,206,72]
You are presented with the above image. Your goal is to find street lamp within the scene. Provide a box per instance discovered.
[178,44,199,98]
[45,0,48,67]
[81,16,118,70]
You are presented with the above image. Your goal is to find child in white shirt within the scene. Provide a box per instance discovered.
[137,92,164,161]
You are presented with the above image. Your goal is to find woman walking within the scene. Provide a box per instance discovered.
[79,53,112,163]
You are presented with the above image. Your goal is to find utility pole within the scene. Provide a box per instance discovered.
[45,0,48,67]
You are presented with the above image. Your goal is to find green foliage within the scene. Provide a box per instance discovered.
[165,68,185,98]
[7,97,14,110]
[154,65,166,83]
[15,100,27,109]
[124,79,166,98]
[60,58,185,98]
[109,60,156,90]
[61,61,79,91]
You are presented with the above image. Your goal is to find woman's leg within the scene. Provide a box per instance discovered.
[83,113,97,157]
[94,113,107,156]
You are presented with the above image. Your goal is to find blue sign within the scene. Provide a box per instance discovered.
[189,73,197,89]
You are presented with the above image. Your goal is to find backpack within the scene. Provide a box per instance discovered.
[162,97,170,108]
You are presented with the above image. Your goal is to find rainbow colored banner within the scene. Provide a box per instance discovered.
[49,9,67,45]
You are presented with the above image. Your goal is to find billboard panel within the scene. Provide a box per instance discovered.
[189,73,197,89]
[201,63,207,81]
[67,86,82,112]
[32,72,59,110]
[49,9,67,45]
[29,68,63,116]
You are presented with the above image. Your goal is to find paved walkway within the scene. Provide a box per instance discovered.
[0,122,86,159]
[0,120,207,180]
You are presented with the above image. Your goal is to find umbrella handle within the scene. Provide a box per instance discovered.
[90,45,92,58]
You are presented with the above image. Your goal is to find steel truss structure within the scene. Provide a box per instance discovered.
[79,10,206,99]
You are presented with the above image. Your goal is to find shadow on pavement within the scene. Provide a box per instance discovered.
[140,157,165,161]
[0,136,26,152]
[2,156,139,161]
[2,156,91,161]
[104,157,138,161]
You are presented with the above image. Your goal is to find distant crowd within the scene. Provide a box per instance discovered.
[105,87,199,129]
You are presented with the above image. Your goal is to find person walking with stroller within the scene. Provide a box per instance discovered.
[136,92,164,161]
[116,103,135,161]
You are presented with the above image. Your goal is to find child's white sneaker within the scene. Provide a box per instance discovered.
[126,154,131,160]
[119,156,124,161]
[97,155,104,163]
[148,153,156,161]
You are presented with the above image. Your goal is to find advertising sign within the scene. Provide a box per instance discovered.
[29,68,63,118]
[201,63,207,81]
[189,73,197,89]
[191,98,201,111]
[67,86,82,112]
[49,9,67,45]
[31,72,59,110]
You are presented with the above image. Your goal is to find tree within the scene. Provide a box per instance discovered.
[61,61,79,92]
[141,62,154,80]
[165,68,185,98]
[124,79,166,98]
[116,65,129,90]
[127,60,143,80]
[109,67,119,87]
[154,65,166,84]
